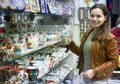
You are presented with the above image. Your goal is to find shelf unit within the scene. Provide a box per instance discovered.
[0,41,62,66]
[0,0,76,83]
[37,52,73,83]
[0,28,72,84]
[0,9,74,84]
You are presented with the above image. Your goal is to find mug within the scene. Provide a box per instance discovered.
[27,66,38,81]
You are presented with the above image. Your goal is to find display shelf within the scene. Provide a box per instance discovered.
[0,42,70,83]
[113,71,120,74]
[113,68,120,74]
[109,79,120,84]
[110,68,120,84]
[0,41,63,66]
[38,53,74,84]
[0,3,73,83]
[42,64,74,84]
[39,52,72,78]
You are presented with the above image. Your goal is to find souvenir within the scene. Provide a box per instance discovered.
[29,0,38,13]
[0,0,9,9]
[86,20,91,30]
[40,0,46,13]
[15,0,25,11]
[80,21,84,31]
[9,0,16,10]
[36,0,40,12]
[27,66,38,81]
[85,7,90,20]
[78,7,85,21]
[24,0,31,12]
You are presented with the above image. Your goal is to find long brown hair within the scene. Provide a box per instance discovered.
[90,4,110,42]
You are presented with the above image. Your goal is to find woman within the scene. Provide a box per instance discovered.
[65,4,119,84]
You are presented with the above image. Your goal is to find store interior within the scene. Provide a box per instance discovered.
[0,0,120,84]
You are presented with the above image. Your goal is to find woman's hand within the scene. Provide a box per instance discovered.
[83,69,95,79]
[65,37,72,45]
[61,36,72,45]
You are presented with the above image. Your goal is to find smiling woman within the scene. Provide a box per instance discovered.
[90,8,107,30]
[65,4,119,84]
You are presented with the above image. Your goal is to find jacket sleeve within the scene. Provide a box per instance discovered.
[93,38,119,76]
[66,41,80,56]
[66,31,87,57]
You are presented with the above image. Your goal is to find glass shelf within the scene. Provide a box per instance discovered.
[36,52,72,83]
[0,41,63,66]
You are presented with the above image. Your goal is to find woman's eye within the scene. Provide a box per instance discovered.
[97,15,101,18]
[90,15,94,17]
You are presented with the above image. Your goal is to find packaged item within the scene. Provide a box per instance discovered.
[15,0,26,11]
[0,0,9,9]
[29,0,37,13]
[24,0,31,12]
[9,0,16,10]
[40,0,46,13]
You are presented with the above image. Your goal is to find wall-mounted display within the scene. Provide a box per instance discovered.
[85,7,90,20]
[78,7,85,21]
[79,7,91,32]
[86,20,91,30]
[80,20,84,31]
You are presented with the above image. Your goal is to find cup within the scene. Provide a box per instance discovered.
[27,66,38,81]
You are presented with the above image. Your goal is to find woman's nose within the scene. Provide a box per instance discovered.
[93,17,97,20]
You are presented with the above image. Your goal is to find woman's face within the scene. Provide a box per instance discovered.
[90,8,107,29]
